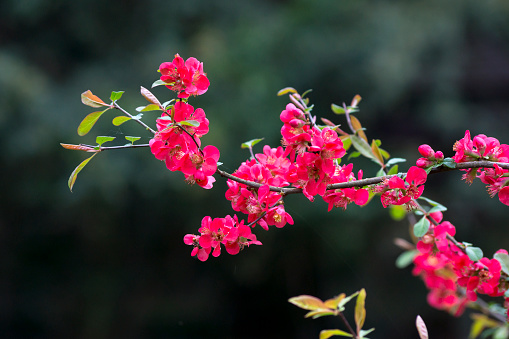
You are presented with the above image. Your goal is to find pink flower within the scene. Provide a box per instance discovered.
[378,166,427,208]
[159,54,210,98]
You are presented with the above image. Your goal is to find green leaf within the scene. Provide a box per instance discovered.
[81,90,109,108]
[418,196,447,212]
[112,116,131,126]
[125,136,141,144]
[178,120,200,127]
[331,104,346,114]
[466,247,483,262]
[277,87,298,96]
[68,153,97,192]
[161,100,175,108]
[305,310,336,319]
[348,151,361,160]
[441,157,456,168]
[355,289,366,333]
[337,291,359,310]
[494,252,509,275]
[288,295,326,311]
[320,329,353,339]
[241,138,264,149]
[359,328,375,338]
[387,164,399,176]
[110,91,124,102]
[396,250,418,269]
[152,79,170,88]
[350,135,375,160]
[136,104,162,112]
[386,158,406,167]
[389,204,406,221]
[77,110,108,136]
[413,217,430,237]
[96,136,116,146]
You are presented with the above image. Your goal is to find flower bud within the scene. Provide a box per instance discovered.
[418,144,435,158]
[289,118,305,128]
[416,158,433,168]
[434,151,444,161]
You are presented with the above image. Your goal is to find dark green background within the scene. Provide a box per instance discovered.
[1,0,509,338]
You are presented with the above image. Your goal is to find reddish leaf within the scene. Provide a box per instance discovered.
[351,94,362,108]
[140,86,163,107]
[370,139,384,166]
[81,90,109,108]
[60,143,98,152]
[354,289,366,333]
[324,294,346,309]
[350,115,367,142]
[288,295,327,311]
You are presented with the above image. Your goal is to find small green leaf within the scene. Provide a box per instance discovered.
[355,289,366,332]
[418,196,447,212]
[277,87,298,96]
[178,120,200,127]
[112,116,131,126]
[337,291,359,310]
[466,247,483,262]
[152,79,170,88]
[441,157,456,168]
[77,110,108,136]
[110,91,124,102]
[348,151,361,160]
[387,164,399,176]
[331,103,346,114]
[241,138,264,149]
[494,252,509,275]
[320,329,353,339]
[413,217,430,237]
[305,310,336,319]
[396,250,418,269]
[161,100,175,108]
[350,135,375,160]
[136,104,162,112]
[386,158,406,167]
[389,204,406,221]
[125,136,141,144]
[96,136,116,146]
[68,153,97,192]
[359,328,375,338]
[376,167,385,177]
[288,295,326,311]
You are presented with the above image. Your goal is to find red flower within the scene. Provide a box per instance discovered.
[159,54,210,98]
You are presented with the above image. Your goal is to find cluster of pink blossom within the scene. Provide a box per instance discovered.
[452,130,509,205]
[373,166,427,210]
[412,211,509,317]
[149,101,219,189]
[183,215,262,262]
[416,144,444,168]
[158,54,210,99]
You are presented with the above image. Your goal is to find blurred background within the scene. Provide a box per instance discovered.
[1,0,509,338]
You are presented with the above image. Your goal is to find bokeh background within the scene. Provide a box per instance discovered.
[2,0,509,338]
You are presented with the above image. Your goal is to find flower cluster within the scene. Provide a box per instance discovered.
[452,130,509,205]
[373,166,427,210]
[149,101,219,189]
[416,144,444,168]
[184,215,262,262]
[413,212,508,317]
[158,54,210,99]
